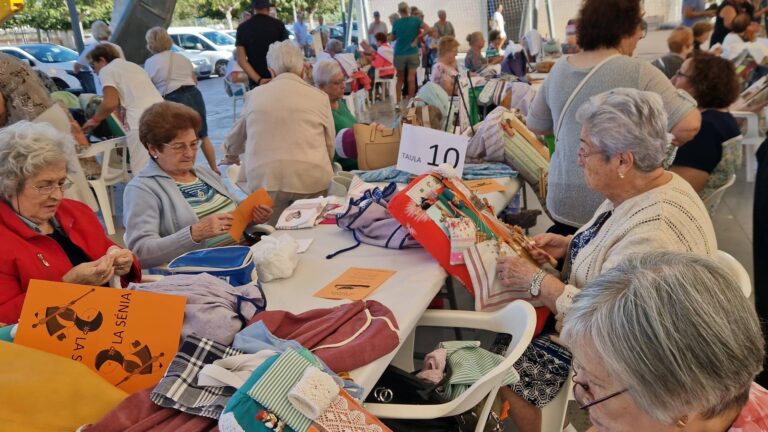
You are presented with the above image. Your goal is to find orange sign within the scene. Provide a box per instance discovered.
[464,179,507,195]
[15,280,186,393]
[314,267,396,301]
[229,188,274,241]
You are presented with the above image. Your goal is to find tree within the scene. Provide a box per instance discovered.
[1,0,113,31]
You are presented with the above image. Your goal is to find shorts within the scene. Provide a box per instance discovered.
[394,53,420,71]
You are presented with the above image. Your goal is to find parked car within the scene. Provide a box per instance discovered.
[332,22,358,44]
[168,27,235,76]
[171,44,212,79]
[0,43,83,93]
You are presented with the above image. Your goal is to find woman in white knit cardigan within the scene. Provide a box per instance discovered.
[496,88,717,432]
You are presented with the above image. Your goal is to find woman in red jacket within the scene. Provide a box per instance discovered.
[0,122,140,324]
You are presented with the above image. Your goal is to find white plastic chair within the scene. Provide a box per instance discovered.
[731,110,763,182]
[77,137,130,235]
[343,93,357,118]
[715,250,752,298]
[373,67,397,107]
[365,301,537,432]
[224,76,249,120]
[703,173,737,215]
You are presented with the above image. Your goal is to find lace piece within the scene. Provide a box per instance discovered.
[315,395,384,432]
[287,366,339,420]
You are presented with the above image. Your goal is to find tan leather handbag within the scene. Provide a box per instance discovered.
[353,124,401,170]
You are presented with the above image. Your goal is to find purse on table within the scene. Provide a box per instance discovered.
[168,245,257,286]
[354,124,402,170]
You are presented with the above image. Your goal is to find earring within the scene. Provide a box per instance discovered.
[676,415,688,428]
[618,171,625,179]
[152,154,159,159]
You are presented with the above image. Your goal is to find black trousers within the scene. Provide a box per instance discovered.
[754,140,768,386]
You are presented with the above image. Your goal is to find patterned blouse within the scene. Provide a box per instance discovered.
[0,52,53,125]
[177,178,237,247]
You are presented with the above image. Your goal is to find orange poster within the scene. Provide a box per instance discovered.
[230,188,274,241]
[314,267,396,301]
[15,280,186,393]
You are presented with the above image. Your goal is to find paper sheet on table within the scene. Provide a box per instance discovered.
[229,188,274,241]
[296,238,313,254]
[314,267,396,300]
[464,179,506,194]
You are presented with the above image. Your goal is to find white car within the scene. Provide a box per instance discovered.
[172,45,212,79]
[0,43,83,92]
[168,27,235,76]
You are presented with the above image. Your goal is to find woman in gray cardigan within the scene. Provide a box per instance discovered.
[123,102,271,268]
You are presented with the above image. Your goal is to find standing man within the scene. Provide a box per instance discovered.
[368,11,388,47]
[313,15,331,51]
[236,0,289,88]
[392,1,430,104]
[293,12,311,56]
[492,4,507,48]
[682,0,715,27]
[433,10,455,38]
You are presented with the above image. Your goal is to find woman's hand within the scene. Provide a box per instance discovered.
[191,213,234,242]
[107,246,135,277]
[62,255,115,286]
[525,233,570,265]
[251,205,273,225]
[497,255,540,291]
[82,116,101,133]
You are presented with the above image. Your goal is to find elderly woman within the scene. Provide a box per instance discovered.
[123,102,271,268]
[73,20,124,94]
[221,40,334,225]
[496,88,717,432]
[431,36,460,96]
[671,53,741,208]
[144,27,218,175]
[527,0,700,235]
[0,122,140,324]
[316,38,344,62]
[562,252,768,431]
[83,43,164,173]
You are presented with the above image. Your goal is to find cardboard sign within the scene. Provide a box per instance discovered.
[314,267,396,301]
[15,280,186,393]
[464,179,507,195]
[396,124,469,177]
[229,188,274,241]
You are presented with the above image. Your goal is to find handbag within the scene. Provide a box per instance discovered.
[353,123,402,170]
[168,245,257,286]
[402,105,442,129]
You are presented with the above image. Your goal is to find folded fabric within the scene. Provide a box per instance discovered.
[81,390,217,432]
[233,321,365,400]
[415,348,447,384]
[129,273,265,345]
[438,340,519,400]
[250,234,300,282]
[0,341,127,432]
[197,351,277,389]
[467,107,511,163]
[355,163,516,184]
[248,300,400,373]
[151,335,243,419]
[288,366,339,420]
[315,390,389,432]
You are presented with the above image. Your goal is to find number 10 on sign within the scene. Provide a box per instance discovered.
[396,124,469,177]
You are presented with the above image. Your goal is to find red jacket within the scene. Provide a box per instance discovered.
[0,199,141,324]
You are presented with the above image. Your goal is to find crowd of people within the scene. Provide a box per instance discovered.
[1,0,767,430]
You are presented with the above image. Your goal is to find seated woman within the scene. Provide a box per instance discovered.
[123,102,272,268]
[0,122,140,324]
[465,31,501,73]
[562,251,767,431]
[671,52,741,210]
[485,30,505,62]
[431,36,460,96]
[495,88,717,432]
[316,38,344,63]
[314,60,358,170]
[362,32,395,91]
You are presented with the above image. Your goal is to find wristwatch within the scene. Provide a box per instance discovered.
[530,269,546,297]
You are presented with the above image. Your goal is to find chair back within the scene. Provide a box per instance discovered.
[77,137,128,184]
[715,250,752,298]
[703,173,737,215]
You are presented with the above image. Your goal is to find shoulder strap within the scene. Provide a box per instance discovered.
[555,54,620,139]
[163,51,175,97]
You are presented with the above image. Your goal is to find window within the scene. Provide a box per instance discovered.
[0,49,27,60]
[178,34,204,50]
[19,44,78,63]
[201,31,235,46]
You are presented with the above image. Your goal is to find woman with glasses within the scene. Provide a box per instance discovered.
[0,122,140,324]
[495,88,716,432]
[671,53,741,213]
[313,60,359,170]
[562,251,768,431]
[123,102,272,268]
[526,0,701,236]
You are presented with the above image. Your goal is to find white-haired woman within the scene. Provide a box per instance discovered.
[143,27,218,174]
[562,251,767,431]
[221,40,334,224]
[313,60,357,168]
[74,20,124,94]
[495,88,717,432]
[0,122,140,325]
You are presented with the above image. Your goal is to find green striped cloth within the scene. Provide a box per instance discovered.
[177,178,237,247]
[439,341,519,401]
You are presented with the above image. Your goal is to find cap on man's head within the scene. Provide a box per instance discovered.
[252,0,274,10]
[373,11,380,17]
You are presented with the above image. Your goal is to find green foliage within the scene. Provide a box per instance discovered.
[2,0,113,31]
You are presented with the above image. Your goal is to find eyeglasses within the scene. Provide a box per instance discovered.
[162,139,201,153]
[31,181,74,196]
[640,20,648,39]
[572,370,628,410]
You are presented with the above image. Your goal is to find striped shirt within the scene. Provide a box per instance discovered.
[177,178,237,247]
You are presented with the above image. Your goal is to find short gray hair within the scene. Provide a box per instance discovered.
[438,9,447,18]
[0,121,76,200]
[575,88,669,172]
[91,20,111,40]
[313,60,343,87]
[266,40,305,75]
[145,27,173,54]
[398,1,409,13]
[562,251,764,425]
[326,39,344,55]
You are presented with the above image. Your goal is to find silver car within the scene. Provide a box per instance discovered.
[0,43,83,92]
[172,45,212,79]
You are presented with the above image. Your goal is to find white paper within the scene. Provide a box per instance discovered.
[296,239,313,254]
[396,124,469,177]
